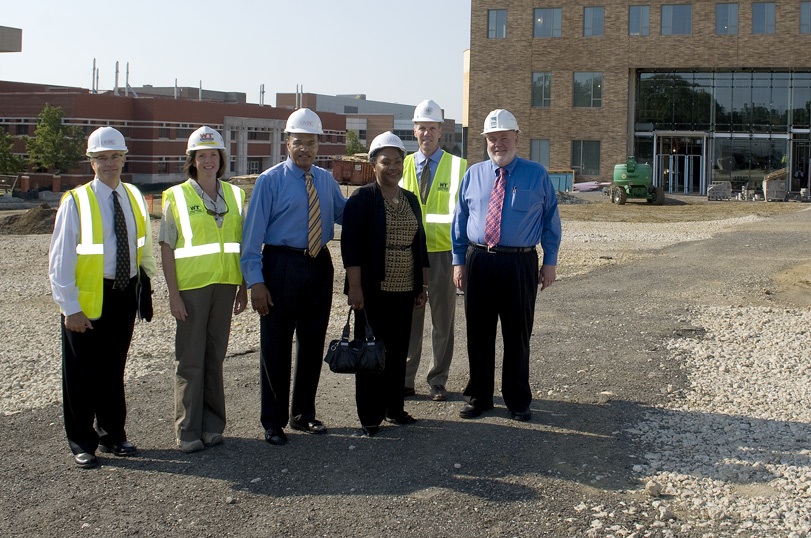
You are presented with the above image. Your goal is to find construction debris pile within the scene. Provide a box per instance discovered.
[0,204,56,235]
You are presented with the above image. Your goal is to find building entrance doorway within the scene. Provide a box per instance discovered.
[654,134,706,194]
[791,136,810,192]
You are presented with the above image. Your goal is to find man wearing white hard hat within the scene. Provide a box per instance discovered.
[451,109,561,422]
[400,100,466,402]
[241,108,346,446]
[49,126,156,468]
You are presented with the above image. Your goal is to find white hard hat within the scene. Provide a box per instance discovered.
[368,131,406,160]
[413,99,443,123]
[86,126,128,155]
[481,109,520,134]
[285,108,323,135]
[187,126,226,155]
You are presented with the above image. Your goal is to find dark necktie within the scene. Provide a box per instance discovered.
[483,167,506,248]
[112,191,131,290]
[419,160,431,203]
[305,173,322,257]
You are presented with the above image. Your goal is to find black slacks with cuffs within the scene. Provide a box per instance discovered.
[462,245,539,413]
[61,277,137,455]
[259,245,333,431]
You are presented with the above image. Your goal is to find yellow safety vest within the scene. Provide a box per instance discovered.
[402,151,466,252]
[62,182,148,319]
[163,179,244,291]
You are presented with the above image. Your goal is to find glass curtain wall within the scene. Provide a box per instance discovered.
[635,70,805,191]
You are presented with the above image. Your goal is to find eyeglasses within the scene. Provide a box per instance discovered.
[206,206,229,218]
[289,139,318,149]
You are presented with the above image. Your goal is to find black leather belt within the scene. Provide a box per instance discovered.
[266,244,324,256]
[470,242,535,254]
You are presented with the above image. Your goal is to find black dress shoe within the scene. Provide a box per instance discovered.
[459,403,493,419]
[73,452,98,469]
[264,428,288,446]
[385,412,417,425]
[289,418,327,434]
[510,408,532,422]
[99,441,137,457]
[360,426,379,437]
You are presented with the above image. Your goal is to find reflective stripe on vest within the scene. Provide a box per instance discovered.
[165,180,244,290]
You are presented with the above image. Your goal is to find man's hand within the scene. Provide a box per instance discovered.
[65,312,93,333]
[234,285,248,315]
[539,265,557,291]
[250,283,274,316]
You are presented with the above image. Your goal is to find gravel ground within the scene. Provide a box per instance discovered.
[1,194,810,537]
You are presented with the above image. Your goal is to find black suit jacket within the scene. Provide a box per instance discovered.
[341,182,429,296]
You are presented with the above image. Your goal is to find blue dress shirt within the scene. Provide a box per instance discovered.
[414,147,443,189]
[452,156,561,266]
[240,158,347,287]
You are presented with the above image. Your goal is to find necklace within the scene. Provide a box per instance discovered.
[383,189,402,205]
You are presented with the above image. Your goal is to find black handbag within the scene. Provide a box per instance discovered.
[324,308,385,374]
[136,267,153,322]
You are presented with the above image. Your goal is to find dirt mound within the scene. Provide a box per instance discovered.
[0,204,57,235]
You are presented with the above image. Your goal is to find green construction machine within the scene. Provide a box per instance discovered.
[610,157,665,205]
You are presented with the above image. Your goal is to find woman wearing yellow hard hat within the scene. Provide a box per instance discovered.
[159,126,248,453]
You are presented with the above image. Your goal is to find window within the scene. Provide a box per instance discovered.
[534,8,562,37]
[530,139,550,166]
[488,9,507,38]
[573,72,603,107]
[158,127,169,138]
[15,124,28,135]
[661,4,692,35]
[716,3,738,35]
[532,72,552,107]
[572,140,601,176]
[248,159,261,174]
[248,131,270,141]
[802,2,811,34]
[629,5,650,35]
[584,6,605,37]
[752,3,775,34]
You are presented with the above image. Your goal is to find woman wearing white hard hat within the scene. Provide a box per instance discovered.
[159,126,248,453]
[340,131,429,436]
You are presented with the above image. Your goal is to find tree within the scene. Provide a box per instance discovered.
[344,129,366,156]
[25,104,86,174]
[0,127,25,175]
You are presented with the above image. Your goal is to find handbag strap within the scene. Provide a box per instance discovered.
[341,309,352,341]
[349,307,377,342]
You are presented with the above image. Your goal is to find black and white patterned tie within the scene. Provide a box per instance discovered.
[112,191,131,290]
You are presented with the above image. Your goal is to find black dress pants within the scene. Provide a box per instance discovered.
[354,289,414,427]
[259,246,333,431]
[61,278,137,455]
[462,247,539,413]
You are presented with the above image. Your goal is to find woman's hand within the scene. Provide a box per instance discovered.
[347,286,364,311]
[415,289,428,308]
[169,292,188,322]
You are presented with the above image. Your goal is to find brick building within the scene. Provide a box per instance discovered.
[469,0,811,194]
[0,81,347,190]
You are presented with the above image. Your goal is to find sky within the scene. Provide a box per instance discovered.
[2,0,472,121]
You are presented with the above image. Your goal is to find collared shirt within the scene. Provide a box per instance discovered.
[49,178,157,316]
[452,156,562,266]
[414,147,444,190]
[240,157,347,287]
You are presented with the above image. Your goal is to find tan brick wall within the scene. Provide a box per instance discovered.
[469,0,811,178]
